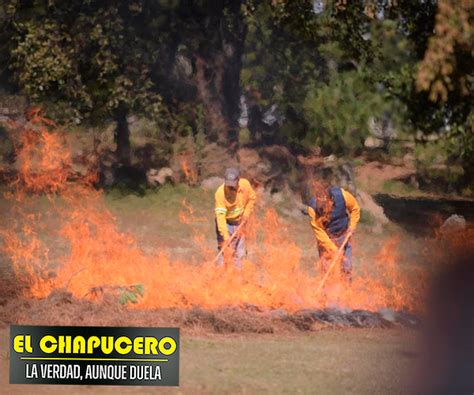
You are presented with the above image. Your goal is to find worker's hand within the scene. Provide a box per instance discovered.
[328,242,338,255]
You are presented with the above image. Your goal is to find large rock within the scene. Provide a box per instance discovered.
[358,190,389,225]
[364,135,385,148]
[147,167,174,187]
[440,214,466,234]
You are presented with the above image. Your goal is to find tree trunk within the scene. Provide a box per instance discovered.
[194,1,246,145]
[195,55,229,143]
[114,103,131,166]
[221,1,247,142]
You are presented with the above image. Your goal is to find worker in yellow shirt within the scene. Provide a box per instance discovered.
[306,182,360,281]
[215,168,256,268]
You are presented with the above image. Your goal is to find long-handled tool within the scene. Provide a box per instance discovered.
[210,220,246,266]
[315,230,353,295]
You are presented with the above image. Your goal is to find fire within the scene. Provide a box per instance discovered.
[179,155,198,185]
[1,115,428,312]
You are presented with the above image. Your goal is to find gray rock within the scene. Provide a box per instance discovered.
[364,135,384,148]
[440,214,466,233]
[379,308,396,323]
[368,115,397,140]
[359,190,390,225]
[147,167,174,187]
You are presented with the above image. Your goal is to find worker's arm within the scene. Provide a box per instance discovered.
[307,206,338,253]
[215,190,230,240]
[342,189,360,231]
[242,179,257,221]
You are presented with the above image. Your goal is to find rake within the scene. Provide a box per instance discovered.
[315,229,353,295]
[209,220,246,266]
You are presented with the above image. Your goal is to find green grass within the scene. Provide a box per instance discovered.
[381,180,417,196]
[105,184,214,214]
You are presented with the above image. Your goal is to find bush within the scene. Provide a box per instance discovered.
[415,137,466,192]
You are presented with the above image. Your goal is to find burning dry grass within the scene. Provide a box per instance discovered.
[0,114,461,329]
[0,288,418,335]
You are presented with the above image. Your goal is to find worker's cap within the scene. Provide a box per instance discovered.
[224,168,240,187]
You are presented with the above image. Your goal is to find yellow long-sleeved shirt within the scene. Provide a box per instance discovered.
[307,188,360,253]
[215,178,256,240]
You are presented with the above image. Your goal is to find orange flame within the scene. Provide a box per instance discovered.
[1,115,432,312]
[179,155,198,185]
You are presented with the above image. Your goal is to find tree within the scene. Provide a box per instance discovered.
[147,0,247,144]
[3,0,165,165]
[2,0,250,153]
[416,0,473,182]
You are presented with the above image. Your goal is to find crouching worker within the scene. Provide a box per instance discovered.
[305,181,360,282]
[215,168,256,268]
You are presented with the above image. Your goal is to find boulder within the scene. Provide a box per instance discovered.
[147,167,174,187]
[358,190,389,225]
[364,136,384,148]
[440,214,466,234]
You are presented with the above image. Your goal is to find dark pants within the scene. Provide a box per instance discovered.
[216,221,246,268]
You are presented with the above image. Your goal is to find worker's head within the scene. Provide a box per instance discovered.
[310,179,333,218]
[312,179,330,201]
[224,167,240,195]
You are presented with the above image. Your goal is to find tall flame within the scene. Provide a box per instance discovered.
[1,115,429,312]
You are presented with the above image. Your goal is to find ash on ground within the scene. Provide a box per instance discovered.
[0,290,419,334]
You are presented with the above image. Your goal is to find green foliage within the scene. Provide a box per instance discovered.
[302,70,385,154]
[414,130,472,191]
[0,0,472,188]
[194,104,206,153]
[241,1,322,129]
[5,1,167,125]
[381,180,417,196]
[238,127,251,145]
[118,284,145,305]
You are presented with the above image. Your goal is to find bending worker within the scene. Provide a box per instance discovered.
[215,168,256,268]
[306,181,360,281]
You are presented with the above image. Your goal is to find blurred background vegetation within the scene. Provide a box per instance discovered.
[0,0,472,194]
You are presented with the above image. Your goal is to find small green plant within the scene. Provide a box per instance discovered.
[118,284,145,305]
[238,127,251,145]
